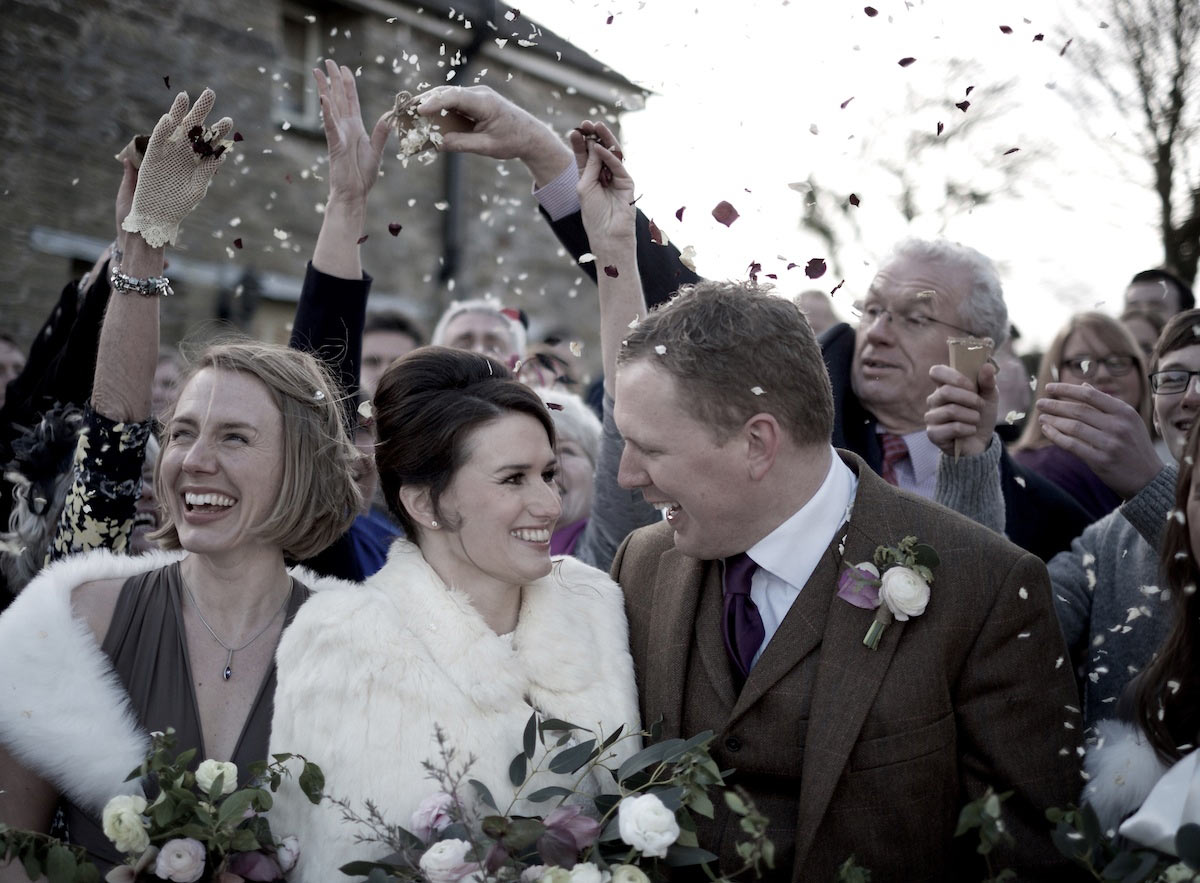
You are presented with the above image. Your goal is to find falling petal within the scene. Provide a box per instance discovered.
[864,6,878,15]
[604,265,619,278]
[937,121,944,136]
[898,57,916,67]
[840,96,855,109]
[654,345,667,355]
[232,238,243,249]
[805,258,827,279]
[999,25,1013,34]
[848,193,860,206]
[1003,147,1020,155]
[955,100,970,112]
[388,223,402,236]
[357,234,369,244]
[712,200,739,226]
[675,206,686,222]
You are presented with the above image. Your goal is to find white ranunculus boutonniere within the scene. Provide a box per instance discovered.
[836,535,939,650]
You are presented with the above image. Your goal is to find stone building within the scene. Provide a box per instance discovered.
[0,0,644,381]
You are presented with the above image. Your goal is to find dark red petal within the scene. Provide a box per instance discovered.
[747,261,761,282]
[648,219,664,246]
[1033,33,1045,41]
[955,100,971,112]
[966,85,975,96]
[786,262,798,270]
[840,96,855,109]
[163,76,170,89]
[848,193,860,207]
[999,25,1013,34]
[712,200,739,227]
[831,279,846,295]
[864,6,878,15]
[545,401,563,411]
[937,121,944,136]
[765,273,777,280]
[232,238,243,249]
[805,258,827,279]
[388,222,402,236]
[1060,38,1072,56]
[606,14,613,24]
[1003,147,1020,155]
[675,206,685,222]
[604,265,619,278]
[233,132,244,142]
[357,234,369,244]
[898,57,916,67]
[509,8,521,21]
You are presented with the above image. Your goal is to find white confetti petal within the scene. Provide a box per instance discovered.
[654,345,667,356]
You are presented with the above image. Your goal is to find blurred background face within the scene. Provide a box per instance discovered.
[0,337,26,410]
[1126,280,1181,320]
[1057,327,1141,410]
[442,312,518,361]
[361,330,418,398]
[1122,312,1162,360]
[555,435,594,526]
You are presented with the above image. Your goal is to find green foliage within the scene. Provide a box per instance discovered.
[0,825,97,883]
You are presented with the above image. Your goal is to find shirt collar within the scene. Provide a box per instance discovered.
[902,429,941,487]
[746,448,858,591]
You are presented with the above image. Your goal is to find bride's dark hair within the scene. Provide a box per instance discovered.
[1126,421,1200,762]
[372,346,556,541]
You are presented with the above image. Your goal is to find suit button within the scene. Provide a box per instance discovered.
[724,736,741,752]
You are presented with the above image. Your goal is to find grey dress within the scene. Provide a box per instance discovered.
[61,562,309,871]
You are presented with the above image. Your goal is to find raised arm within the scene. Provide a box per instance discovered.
[291,61,390,421]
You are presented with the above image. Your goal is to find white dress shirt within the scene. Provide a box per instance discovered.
[883,428,940,500]
[744,450,858,670]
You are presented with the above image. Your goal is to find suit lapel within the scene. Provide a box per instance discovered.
[644,547,709,736]
[791,458,910,871]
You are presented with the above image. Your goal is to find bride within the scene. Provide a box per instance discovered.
[268,344,641,880]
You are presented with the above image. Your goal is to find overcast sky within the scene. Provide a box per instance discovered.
[509,0,1164,349]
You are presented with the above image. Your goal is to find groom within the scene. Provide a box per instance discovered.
[609,281,1081,880]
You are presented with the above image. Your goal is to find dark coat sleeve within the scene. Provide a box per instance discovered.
[542,206,702,309]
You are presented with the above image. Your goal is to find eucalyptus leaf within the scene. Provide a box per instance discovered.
[340,860,402,876]
[217,790,256,827]
[509,751,528,787]
[599,725,626,753]
[539,718,584,734]
[663,845,719,868]
[724,791,749,816]
[524,712,538,759]
[689,790,714,819]
[44,844,77,883]
[299,762,326,804]
[617,739,684,783]
[549,739,597,774]
[471,779,498,810]
[526,786,573,803]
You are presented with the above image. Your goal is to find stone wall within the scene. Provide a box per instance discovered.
[0,0,641,382]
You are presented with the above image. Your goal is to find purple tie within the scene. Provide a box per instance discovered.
[722,553,765,679]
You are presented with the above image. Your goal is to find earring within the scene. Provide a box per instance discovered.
[430,520,439,529]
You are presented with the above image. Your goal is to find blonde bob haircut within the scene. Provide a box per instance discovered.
[149,341,362,560]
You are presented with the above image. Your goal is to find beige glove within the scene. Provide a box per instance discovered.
[121,89,233,248]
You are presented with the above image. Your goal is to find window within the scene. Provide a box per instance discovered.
[276,2,322,129]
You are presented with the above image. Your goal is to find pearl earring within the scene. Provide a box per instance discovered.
[430,520,439,529]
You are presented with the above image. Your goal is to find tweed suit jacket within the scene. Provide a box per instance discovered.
[611,452,1083,882]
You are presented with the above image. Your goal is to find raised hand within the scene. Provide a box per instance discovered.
[925,362,999,458]
[314,60,391,207]
[1036,382,1162,499]
[417,85,571,187]
[574,121,635,251]
[121,89,232,248]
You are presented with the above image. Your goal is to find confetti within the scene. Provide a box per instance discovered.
[898,57,916,67]
[675,206,685,222]
[232,238,243,249]
[606,14,613,24]
[955,101,971,113]
[654,345,667,355]
[1033,33,1044,41]
[233,132,244,142]
[679,245,697,272]
[831,279,846,295]
[712,201,739,226]
[1018,587,1028,599]
[577,252,596,264]
[163,76,170,89]
[840,97,855,109]
[545,401,564,411]
[569,341,583,357]
[357,234,369,244]
[505,8,520,20]
[848,193,860,207]
[648,218,666,246]
[751,386,765,396]
[1004,410,1026,424]
[864,6,878,15]
[805,258,827,279]
[937,121,945,136]
[358,400,374,420]
[388,222,402,236]
[1003,147,1020,155]
[999,25,1012,34]
[965,85,975,96]
[604,265,619,278]
[1060,38,1072,56]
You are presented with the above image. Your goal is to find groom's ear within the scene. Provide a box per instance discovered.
[743,413,781,482]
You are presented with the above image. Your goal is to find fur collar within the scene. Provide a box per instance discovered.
[0,548,348,815]
[1083,718,1171,834]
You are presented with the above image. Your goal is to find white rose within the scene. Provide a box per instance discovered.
[195,759,238,797]
[153,838,206,883]
[617,794,680,859]
[418,838,477,883]
[567,863,609,883]
[878,566,930,621]
[276,835,301,873]
[610,865,651,883]
[101,794,150,856]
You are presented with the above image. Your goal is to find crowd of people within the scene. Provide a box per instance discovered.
[1,60,1199,881]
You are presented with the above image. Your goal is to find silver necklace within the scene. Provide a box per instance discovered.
[181,575,293,681]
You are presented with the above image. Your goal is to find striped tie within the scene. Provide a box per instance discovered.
[879,432,909,486]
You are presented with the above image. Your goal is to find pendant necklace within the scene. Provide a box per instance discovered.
[182,575,293,681]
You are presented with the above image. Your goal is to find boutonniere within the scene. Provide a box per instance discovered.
[837,535,939,650]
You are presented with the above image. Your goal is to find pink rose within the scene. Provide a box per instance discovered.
[537,805,601,866]
[411,791,456,842]
[154,839,206,883]
[418,839,478,883]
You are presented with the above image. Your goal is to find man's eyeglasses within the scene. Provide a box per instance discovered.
[1059,355,1136,378]
[853,301,977,337]
[1150,369,1200,395]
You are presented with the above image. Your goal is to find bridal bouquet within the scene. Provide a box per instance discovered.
[336,715,773,883]
[100,730,323,882]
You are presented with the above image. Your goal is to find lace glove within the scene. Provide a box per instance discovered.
[121,88,233,248]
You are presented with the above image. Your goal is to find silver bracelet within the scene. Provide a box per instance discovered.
[109,266,173,297]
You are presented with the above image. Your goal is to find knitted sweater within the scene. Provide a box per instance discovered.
[937,436,1177,731]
